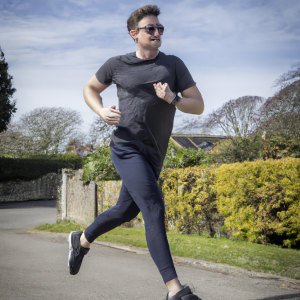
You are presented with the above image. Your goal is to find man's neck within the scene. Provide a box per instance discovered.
[136,48,159,60]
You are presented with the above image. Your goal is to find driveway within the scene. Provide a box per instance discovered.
[0,200,299,300]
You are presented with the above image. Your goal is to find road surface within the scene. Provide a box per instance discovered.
[0,200,299,300]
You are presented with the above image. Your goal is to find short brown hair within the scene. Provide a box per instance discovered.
[127,5,161,32]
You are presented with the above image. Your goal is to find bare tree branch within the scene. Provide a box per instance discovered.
[274,62,300,88]
[0,107,83,157]
[204,96,264,137]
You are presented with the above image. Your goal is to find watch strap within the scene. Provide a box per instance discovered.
[171,94,181,106]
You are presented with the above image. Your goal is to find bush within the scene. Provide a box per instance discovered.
[163,140,210,169]
[160,166,223,236]
[160,158,300,248]
[210,134,264,164]
[82,140,210,181]
[216,158,300,247]
[82,144,120,181]
[0,153,83,181]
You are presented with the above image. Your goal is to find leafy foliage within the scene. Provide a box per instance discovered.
[82,140,210,181]
[0,152,83,181]
[163,140,210,169]
[82,144,120,181]
[160,166,222,237]
[216,158,300,247]
[210,134,265,164]
[160,158,300,248]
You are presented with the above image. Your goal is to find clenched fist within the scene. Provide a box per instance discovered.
[99,105,121,125]
[153,82,176,104]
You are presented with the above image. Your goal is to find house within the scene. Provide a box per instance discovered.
[170,134,229,151]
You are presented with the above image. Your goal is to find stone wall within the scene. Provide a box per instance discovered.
[57,169,96,226]
[57,169,143,228]
[0,173,58,202]
[97,180,122,212]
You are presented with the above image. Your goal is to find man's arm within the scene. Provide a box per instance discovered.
[83,75,121,125]
[153,83,204,115]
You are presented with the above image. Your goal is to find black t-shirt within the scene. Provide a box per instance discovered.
[95,51,196,176]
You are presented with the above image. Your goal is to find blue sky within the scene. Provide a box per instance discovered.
[1,0,300,133]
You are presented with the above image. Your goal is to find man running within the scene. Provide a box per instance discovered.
[68,5,204,300]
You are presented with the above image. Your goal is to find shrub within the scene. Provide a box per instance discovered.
[82,140,210,182]
[160,166,223,236]
[216,158,300,247]
[0,153,83,181]
[160,158,300,247]
[82,144,120,181]
[210,134,264,164]
[163,140,210,169]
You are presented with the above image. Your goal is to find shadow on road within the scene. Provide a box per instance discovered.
[256,293,300,300]
[0,200,57,209]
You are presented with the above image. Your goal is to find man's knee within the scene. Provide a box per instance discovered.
[122,207,140,223]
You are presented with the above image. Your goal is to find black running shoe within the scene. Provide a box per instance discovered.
[68,231,90,275]
[166,286,202,300]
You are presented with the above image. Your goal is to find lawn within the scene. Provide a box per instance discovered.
[34,221,300,280]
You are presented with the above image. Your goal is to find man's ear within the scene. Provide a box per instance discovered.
[129,30,138,43]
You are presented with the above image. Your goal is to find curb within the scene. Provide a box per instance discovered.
[29,230,300,289]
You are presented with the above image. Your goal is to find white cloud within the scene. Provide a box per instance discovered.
[1,0,299,134]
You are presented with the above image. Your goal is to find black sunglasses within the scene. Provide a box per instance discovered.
[136,25,164,35]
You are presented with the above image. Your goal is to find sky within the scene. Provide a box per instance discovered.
[1,0,300,134]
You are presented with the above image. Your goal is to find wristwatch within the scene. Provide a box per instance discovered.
[171,93,182,106]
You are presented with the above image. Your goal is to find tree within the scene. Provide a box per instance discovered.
[175,96,264,137]
[88,116,114,146]
[258,81,300,138]
[173,114,208,134]
[0,107,83,157]
[256,80,300,158]
[274,62,300,88]
[204,96,264,137]
[0,46,17,133]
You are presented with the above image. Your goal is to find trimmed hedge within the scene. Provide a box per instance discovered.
[0,153,83,181]
[216,158,300,247]
[160,158,300,247]
[160,166,221,237]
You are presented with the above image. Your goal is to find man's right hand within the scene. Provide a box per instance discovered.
[99,105,121,125]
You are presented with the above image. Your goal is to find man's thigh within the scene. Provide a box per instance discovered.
[111,146,164,212]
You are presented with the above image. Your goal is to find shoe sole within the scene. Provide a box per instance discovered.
[68,231,75,268]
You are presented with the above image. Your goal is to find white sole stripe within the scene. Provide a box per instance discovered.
[68,231,74,267]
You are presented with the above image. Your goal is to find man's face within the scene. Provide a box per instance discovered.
[135,15,163,50]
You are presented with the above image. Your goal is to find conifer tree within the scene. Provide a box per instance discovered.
[0,46,17,132]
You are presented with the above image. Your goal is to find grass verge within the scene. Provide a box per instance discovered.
[34,221,300,280]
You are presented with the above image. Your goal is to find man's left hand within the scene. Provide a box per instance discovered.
[153,82,175,104]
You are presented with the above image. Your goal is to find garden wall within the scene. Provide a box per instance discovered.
[56,169,142,227]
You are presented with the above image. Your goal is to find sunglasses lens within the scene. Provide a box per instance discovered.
[147,27,155,34]
[145,26,164,34]
[158,27,164,34]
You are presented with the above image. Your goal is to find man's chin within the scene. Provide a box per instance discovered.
[149,42,161,49]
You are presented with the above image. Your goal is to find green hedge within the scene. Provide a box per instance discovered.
[0,153,83,181]
[82,140,209,181]
[160,158,300,248]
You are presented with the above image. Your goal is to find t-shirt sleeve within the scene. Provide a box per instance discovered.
[95,57,117,85]
[173,56,196,94]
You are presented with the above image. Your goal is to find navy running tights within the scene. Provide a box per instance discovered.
[84,142,177,283]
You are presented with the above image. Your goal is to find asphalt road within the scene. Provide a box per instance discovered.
[0,200,300,300]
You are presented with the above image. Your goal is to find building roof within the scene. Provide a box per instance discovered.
[170,134,228,151]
